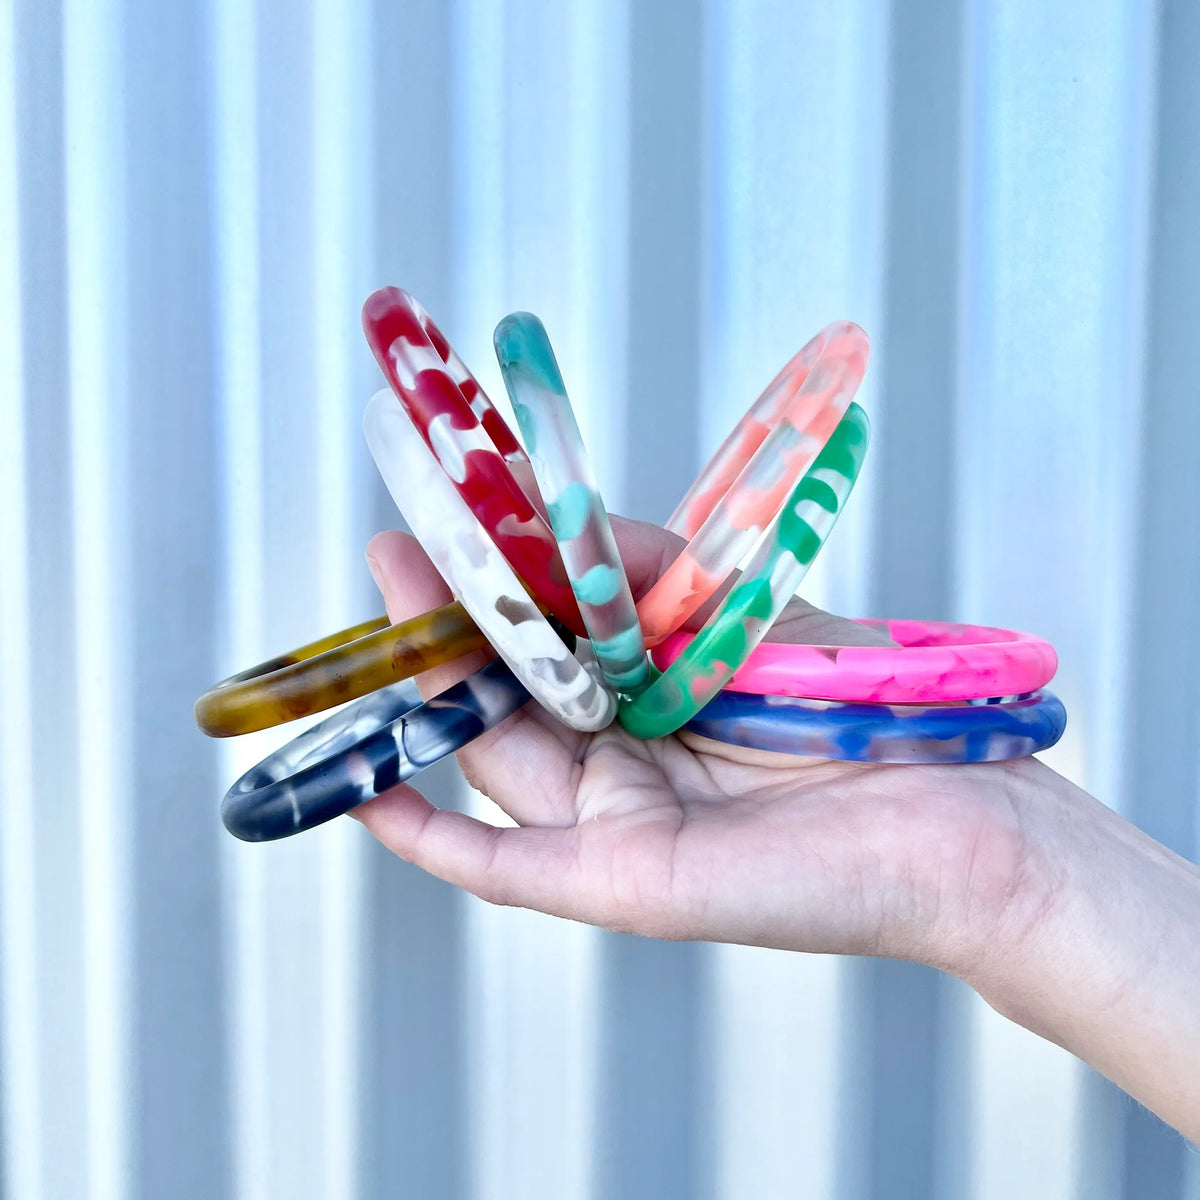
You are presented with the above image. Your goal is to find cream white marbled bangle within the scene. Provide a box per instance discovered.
[363,388,616,733]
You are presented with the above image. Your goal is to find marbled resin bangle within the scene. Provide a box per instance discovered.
[618,403,870,740]
[495,312,650,694]
[194,607,491,737]
[222,660,533,841]
[652,619,1059,704]
[636,321,869,645]
[683,688,1067,764]
[364,389,616,732]
[665,327,829,537]
[362,287,584,633]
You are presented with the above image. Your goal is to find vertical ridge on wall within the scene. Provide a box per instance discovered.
[451,3,632,1197]
[208,0,272,1194]
[564,2,631,501]
[450,6,522,1199]
[847,1,971,1198]
[62,0,134,1194]
[122,0,231,1183]
[958,3,1159,1198]
[451,0,506,358]
[0,2,36,1195]
[238,0,373,1193]
[11,5,83,1188]
[1118,1,1200,1195]
[310,3,375,1197]
[595,4,708,1199]
[4,2,87,1196]
[702,3,890,1197]
[362,1,466,1195]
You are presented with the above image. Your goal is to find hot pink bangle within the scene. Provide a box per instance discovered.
[651,619,1059,704]
[636,322,869,645]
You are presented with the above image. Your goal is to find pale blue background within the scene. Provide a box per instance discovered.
[0,1,1197,1197]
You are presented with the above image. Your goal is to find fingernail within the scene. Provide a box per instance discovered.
[366,551,385,594]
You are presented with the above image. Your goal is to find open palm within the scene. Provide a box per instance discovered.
[357,519,1048,976]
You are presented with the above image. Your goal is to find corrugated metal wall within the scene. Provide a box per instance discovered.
[1,1,1197,1197]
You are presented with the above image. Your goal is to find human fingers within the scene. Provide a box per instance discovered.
[354,780,613,923]
[365,529,490,698]
[358,778,708,941]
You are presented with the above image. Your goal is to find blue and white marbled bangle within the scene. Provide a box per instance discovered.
[682,688,1067,764]
[222,657,533,841]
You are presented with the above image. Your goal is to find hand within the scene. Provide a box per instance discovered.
[357,516,1200,1142]
[355,517,1048,978]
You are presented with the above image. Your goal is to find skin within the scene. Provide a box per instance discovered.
[356,516,1200,1143]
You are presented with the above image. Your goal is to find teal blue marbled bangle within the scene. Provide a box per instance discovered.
[495,312,651,694]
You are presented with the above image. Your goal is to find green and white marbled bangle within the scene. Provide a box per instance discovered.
[617,403,870,740]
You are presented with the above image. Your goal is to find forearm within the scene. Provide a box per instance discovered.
[966,760,1200,1141]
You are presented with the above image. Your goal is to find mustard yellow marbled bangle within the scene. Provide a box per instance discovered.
[194,603,489,737]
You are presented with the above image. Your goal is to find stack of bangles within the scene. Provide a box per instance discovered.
[196,288,1066,842]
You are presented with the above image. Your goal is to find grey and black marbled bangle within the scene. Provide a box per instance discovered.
[222,656,533,841]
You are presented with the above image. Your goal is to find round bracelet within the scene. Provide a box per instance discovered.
[636,321,869,645]
[683,688,1067,764]
[362,287,584,633]
[194,607,491,737]
[618,403,870,740]
[495,312,650,695]
[222,658,532,841]
[363,388,616,732]
[652,618,1059,704]
[665,327,829,537]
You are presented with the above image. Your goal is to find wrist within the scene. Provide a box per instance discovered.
[940,756,1075,989]
[953,760,1200,1139]
[862,755,1066,979]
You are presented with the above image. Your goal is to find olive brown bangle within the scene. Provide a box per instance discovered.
[194,605,491,737]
